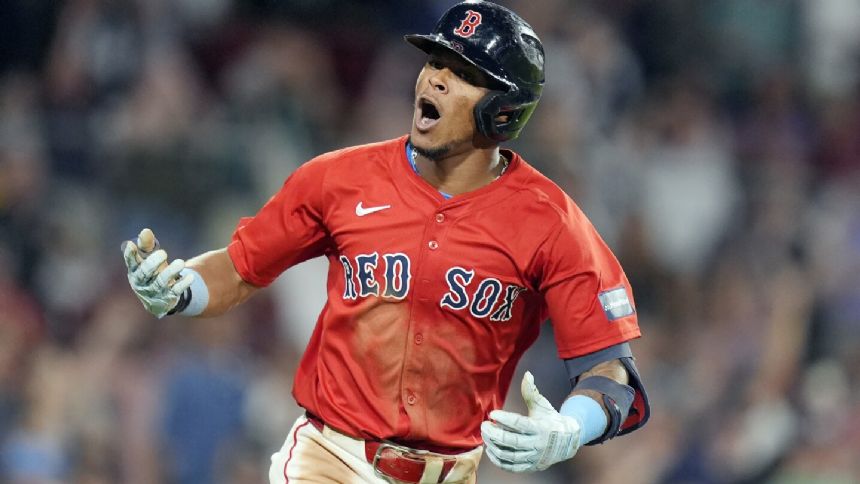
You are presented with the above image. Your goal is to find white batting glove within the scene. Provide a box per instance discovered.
[481,371,583,473]
[122,228,193,318]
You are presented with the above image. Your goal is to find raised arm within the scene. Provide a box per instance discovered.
[185,248,258,317]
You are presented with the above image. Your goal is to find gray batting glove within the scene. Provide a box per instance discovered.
[481,371,583,472]
[122,229,193,318]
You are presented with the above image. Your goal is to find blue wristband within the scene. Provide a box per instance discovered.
[177,268,209,316]
[559,395,608,446]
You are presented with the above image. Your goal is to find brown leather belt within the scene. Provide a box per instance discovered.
[306,413,458,483]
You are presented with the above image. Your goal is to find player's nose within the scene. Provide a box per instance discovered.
[427,70,449,94]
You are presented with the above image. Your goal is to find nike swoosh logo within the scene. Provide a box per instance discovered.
[355,202,391,217]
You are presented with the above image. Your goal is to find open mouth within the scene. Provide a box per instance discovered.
[416,97,441,131]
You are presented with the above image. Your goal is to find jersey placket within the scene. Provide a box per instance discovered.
[399,203,453,440]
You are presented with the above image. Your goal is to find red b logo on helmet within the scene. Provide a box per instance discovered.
[454,10,482,38]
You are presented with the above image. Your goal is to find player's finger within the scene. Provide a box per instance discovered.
[481,420,513,445]
[521,371,555,415]
[171,272,194,296]
[137,228,160,254]
[484,444,506,468]
[484,444,536,473]
[156,259,185,288]
[485,442,539,468]
[135,249,168,283]
[507,462,539,473]
[489,410,538,435]
[481,420,536,450]
[122,241,141,271]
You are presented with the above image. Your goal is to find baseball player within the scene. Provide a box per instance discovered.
[122,1,650,482]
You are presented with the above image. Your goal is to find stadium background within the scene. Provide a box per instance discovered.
[1,0,859,482]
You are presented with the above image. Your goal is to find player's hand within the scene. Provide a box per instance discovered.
[122,228,193,318]
[481,371,583,473]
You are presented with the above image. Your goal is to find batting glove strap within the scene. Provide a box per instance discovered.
[166,288,192,315]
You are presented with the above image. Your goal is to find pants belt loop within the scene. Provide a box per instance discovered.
[419,456,443,484]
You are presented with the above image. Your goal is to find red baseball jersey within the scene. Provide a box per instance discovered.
[227,136,641,450]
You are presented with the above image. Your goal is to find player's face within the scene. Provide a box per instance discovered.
[410,51,498,160]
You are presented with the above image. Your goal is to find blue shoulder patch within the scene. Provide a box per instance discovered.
[598,287,635,321]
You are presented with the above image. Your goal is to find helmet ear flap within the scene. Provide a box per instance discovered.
[474,89,538,142]
[474,90,508,142]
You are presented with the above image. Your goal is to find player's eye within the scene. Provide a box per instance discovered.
[457,70,475,84]
[428,59,443,70]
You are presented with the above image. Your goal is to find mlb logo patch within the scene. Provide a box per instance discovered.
[598,287,634,321]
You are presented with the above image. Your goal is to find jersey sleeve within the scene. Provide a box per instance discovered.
[534,206,641,359]
[227,159,331,287]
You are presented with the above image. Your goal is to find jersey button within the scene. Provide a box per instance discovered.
[406,393,417,405]
[414,333,424,345]
[428,240,439,250]
[435,213,445,223]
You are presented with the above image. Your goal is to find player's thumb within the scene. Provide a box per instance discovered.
[521,371,556,417]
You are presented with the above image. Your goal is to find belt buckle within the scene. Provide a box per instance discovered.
[372,442,429,483]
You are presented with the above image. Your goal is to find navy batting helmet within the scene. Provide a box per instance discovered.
[405,1,545,142]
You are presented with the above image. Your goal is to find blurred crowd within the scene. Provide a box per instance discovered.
[1,0,859,483]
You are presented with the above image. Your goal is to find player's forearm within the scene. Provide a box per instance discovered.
[569,358,629,418]
[554,358,630,446]
[185,248,258,317]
